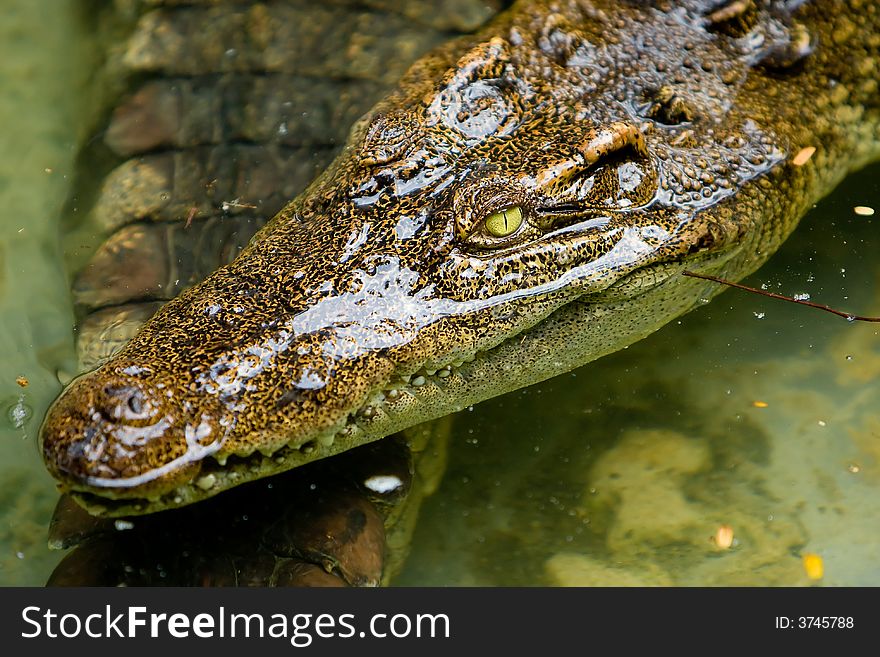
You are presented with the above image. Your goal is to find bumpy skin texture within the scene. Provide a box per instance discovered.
[52,0,481,585]
[42,0,880,516]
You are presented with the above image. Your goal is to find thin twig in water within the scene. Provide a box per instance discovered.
[682,270,880,323]
[184,206,198,229]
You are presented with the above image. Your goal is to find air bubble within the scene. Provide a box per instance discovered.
[5,396,32,428]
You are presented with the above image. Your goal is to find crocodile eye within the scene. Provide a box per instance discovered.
[484,206,524,237]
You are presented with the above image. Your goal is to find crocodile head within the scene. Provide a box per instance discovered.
[41,0,857,515]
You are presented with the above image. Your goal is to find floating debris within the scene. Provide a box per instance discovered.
[713,524,735,549]
[15,376,28,388]
[792,146,816,166]
[802,553,824,580]
[853,205,875,216]
[220,198,257,212]
[752,400,769,408]
[184,206,198,228]
[847,463,860,474]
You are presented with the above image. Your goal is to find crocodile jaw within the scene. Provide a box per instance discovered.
[60,249,741,517]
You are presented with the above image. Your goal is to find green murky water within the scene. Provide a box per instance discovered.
[1,1,878,587]
[0,0,94,585]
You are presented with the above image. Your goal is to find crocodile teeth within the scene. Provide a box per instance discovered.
[195,474,217,490]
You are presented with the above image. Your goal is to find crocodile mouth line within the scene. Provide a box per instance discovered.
[69,246,737,517]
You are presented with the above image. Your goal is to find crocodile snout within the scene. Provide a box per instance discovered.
[94,377,163,427]
[40,371,207,500]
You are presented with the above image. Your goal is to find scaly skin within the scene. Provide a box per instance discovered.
[41,0,880,515]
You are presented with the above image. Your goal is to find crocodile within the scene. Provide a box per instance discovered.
[41,0,880,518]
[47,0,493,587]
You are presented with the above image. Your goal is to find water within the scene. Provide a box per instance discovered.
[0,0,92,585]
[0,1,878,587]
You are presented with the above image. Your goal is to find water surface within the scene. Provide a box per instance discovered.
[0,0,878,587]
[0,0,92,585]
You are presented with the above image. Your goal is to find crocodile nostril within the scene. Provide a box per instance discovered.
[127,391,144,415]
[97,382,160,426]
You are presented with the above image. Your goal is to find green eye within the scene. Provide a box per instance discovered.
[484,206,524,238]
